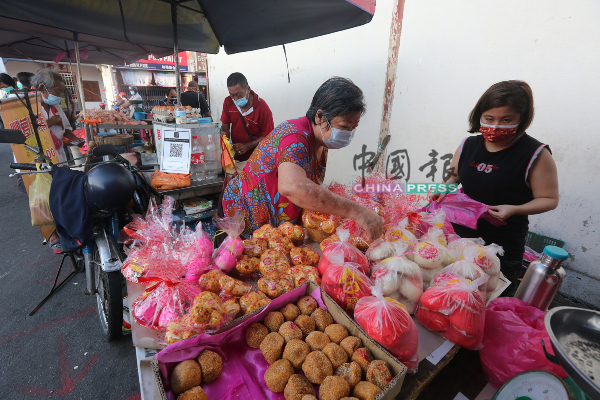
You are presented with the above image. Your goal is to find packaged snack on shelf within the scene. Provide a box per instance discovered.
[302,209,342,242]
[322,261,374,314]
[370,256,423,314]
[318,228,370,277]
[212,212,245,272]
[354,281,419,372]
[415,275,488,350]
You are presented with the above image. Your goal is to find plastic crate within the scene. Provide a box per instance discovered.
[523,231,566,265]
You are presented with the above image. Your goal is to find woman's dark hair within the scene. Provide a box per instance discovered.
[469,80,534,135]
[0,73,17,89]
[17,72,34,89]
[226,72,248,88]
[306,77,366,124]
[165,88,176,97]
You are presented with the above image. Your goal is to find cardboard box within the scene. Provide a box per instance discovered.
[151,281,407,400]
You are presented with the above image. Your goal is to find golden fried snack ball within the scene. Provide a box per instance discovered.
[197,350,222,383]
[171,360,202,395]
[279,321,303,343]
[305,331,331,352]
[311,308,334,331]
[281,303,301,322]
[319,376,351,400]
[246,322,269,348]
[264,311,285,332]
[334,362,362,390]
[264,359,295,392]
[325,324,349,344]
[176,386,208,400]
[366,360,392,389]
[198,270,225,293]
[351,348,374,375]
[302,396,318,400]
[352,381,382,400]
[253,224,276,241]
[284,374,316,400]
[283,339,310,370]
[240,291,271,314]
[340,337,363,358]
[260,332,285,364]
[297,296,318,315]
[294,315,316,338]
[302,351,333,384]
[339,397,360,400]
[323,343,349,369]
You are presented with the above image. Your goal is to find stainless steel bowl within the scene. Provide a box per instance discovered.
[545,306,600,399]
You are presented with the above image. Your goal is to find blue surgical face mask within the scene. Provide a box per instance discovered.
[2,87,12,94]
[17,82,24,90]
[233,91,248,108]
[43,87,62,106]
[130,90,135,95]
[320,119,355,149]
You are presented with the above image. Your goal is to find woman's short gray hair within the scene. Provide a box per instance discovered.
[31,69,63,89]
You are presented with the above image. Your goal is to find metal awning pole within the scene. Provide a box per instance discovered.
[73,32,90,144]
[171,1,181,104]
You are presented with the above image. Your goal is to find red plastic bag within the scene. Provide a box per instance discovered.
[415,275,488,350]
[479,297,567,389]
[428,192,507,229]
[321,262,374,314]
[318,228,370,276]
[355,281,419,372]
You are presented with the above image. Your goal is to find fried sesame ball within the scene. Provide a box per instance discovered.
[305,331,331,351]
[171,360,202,395]
[197,350,222,383]
[302,351,333,384]
[265,311,285,332]
[324,324,349,344]
[334,362,362,389]
[282,339,311,369]
[281,303,301,321]
[338,397,360,400]
[301,396,318,400]
[284,374,317,400]
[260,332,285,364]
[340,337,363,358]
[319,376,351,400]
[322,343,349,369]
[246,322,269,348]
[279,321,303,343]
[264,359,295,392]
[366,360,393,389]
[294,314,316,337]
[176,386,208,400]
[297,296,318,315]
[351,348,374,375]
[310,308,334,331]
[352,381,382,400]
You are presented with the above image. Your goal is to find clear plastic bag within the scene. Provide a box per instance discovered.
[302,209,341,242]
[412,227,454,288]
[29,172,53,226]
[460,243,504,298]
[321,261,374,314]
[212,212,245,272]
[415,275,488,350]
[366,238,411,263]
[431,260,489,295]
[447,235,485,260]
[318,228,370,276]
[370,256,423,314]
[354,281,419,372]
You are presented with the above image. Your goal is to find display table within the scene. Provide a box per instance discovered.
[97,123,152,131]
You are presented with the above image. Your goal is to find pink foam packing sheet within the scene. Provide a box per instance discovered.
[156,285,328,400]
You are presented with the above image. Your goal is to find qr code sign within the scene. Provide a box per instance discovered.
[169,143,183,158]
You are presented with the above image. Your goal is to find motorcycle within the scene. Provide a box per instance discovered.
[0,129,156,341]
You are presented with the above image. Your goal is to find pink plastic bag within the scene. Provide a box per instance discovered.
[479,297,567,389]
[212,212,245,272]
[428,193,506,229]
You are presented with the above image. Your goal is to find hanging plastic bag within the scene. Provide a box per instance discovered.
[428,192,507,229]
[355,281,419,372]
[318,228,370,276]
[479,297,567,389]
[29,172,54,226]
[415,275,488,350]
[370,255,423,314]
[212,212,245,272]
[322,261,374,314]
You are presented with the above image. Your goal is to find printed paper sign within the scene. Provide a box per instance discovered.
[160,129,191,174]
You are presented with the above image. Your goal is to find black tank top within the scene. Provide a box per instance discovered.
[453,134,549,260]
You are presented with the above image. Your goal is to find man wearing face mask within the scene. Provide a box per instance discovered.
[220,72,274,162]
[221,77,384,241]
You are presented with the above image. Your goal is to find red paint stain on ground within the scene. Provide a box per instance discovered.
[123,393,141,400]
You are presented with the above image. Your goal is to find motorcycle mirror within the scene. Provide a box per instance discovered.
[0,129,27,144]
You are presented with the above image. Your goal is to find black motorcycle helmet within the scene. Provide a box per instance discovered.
[84,163,136,216]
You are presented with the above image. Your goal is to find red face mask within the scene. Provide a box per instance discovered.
[479,121,519,142]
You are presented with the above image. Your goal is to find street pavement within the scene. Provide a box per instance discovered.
[0,143,140,400]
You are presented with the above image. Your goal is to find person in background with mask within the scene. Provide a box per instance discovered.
[221,77,384,240]
[221,72,274,161]
[119,86,142,115]
[159,88,178,107]
[17,72,34,90]
[0,73,17,97]
[432,80,559,295]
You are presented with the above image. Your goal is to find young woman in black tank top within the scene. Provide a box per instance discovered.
[433,81,559,296]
